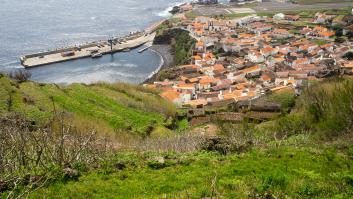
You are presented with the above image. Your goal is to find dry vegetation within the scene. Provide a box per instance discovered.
[0,112,113,198]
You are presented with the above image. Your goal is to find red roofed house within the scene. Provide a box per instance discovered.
[213,64,225,72]
[195,40,205,52]
[342,61,353,74]
[314,13,334,24]
[198,76,218,90]
[272,28,292,38]
[260,74,273,86]
[261,46,279,57]
[248,22,273,34]
[285,15,300,21]
[240,65,262,78]
[292,58,310,68]
[203,52,216,65]
[317,31,335,39]
[183,99,208,108]
[175,83,196,93]
[160,90,182,107]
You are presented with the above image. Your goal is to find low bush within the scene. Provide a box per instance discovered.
[343,51,353,61]
[266,90,296,112]
[273,113,309,138]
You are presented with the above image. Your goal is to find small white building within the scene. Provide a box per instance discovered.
[247,51,265,63]
[273,13,285,21]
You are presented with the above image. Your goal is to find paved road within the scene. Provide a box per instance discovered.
[193,2,353,16]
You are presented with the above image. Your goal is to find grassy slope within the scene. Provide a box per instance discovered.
[0,76,175,135]
[30,146,353,198]
[26,78,353,198]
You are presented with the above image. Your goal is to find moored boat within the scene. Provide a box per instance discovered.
[91,52,102,58]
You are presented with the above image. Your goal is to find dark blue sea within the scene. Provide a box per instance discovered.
[0,0,191,84]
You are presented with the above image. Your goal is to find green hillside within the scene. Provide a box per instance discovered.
[0,74,176,136]
[1,76,353,198]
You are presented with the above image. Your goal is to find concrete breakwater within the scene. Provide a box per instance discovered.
[20,19,167,68]
[20,32,157,68]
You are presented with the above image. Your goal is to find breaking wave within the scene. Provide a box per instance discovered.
[156,1,190,18]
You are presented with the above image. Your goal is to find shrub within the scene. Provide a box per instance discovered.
[0,113,113,196]
[298,78,353,137]
[266,90,296,112]
[147,156,178,169]
[335,37,345,43]
[9,70,31,83]
[343,51,353,60]
[200,137,234,155]
[274,114,308,138]
[344,175,353,187]
[206,122,255,154]
[298,183,319,197]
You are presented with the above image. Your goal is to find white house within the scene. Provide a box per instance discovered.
[247,51,265,63]
[273,13,285,20]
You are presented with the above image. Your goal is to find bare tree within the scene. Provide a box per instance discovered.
[0,112,113,197]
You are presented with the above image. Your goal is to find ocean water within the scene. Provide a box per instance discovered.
[0,0,189,84]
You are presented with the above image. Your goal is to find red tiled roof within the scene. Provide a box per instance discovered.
[241,65,261,74]
[343,61,353,68]
[160,90,180,101]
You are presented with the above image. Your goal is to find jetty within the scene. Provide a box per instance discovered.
[20,30,158,68]
[138,41,153,53]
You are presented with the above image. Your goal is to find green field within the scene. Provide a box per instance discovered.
[28,146,353,198]
[295,0,353,4]
[0,75,176,136]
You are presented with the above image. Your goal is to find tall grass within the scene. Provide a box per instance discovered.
[256,78,353,141]
[298,78,353,137]
[0,75,177,136]
[95,82,176,118]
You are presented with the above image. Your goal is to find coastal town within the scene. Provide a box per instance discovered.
[3,1,353,197]
[146,6,353,114]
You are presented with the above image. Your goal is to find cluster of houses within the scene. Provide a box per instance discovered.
[146,12,353,108]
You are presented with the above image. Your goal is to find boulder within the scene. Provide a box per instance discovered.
[63,168,79,180]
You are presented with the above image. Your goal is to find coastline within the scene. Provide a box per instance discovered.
[143,44,174,84]
[145,46,165,82]
[11,2,188,84]
[143,2,192,84]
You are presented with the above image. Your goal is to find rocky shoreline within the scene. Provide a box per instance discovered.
[143,44,174,84]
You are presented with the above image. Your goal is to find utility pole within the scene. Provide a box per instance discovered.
[108,38,113,52]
